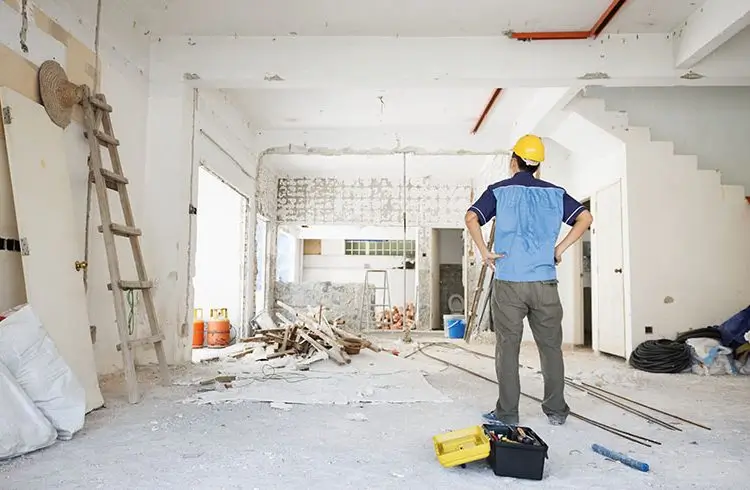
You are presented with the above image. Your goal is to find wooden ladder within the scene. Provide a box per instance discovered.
[463,220,495,342]
[80,89,169,403]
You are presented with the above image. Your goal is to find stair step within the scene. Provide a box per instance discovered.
[623,126,651,141]
[98,223,142,237]
[116,333,165,352]
[722,185,747,202]
[107,280,153,291]
[671,154,698,173]
[649,140,675,156]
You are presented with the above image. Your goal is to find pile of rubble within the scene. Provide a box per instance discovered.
[377,302,416,330]
[233,301,384,366]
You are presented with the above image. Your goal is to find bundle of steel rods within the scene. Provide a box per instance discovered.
[413,343,711,448]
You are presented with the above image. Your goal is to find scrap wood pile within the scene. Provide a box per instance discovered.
[235,301,384,366]
[377,302,416,330]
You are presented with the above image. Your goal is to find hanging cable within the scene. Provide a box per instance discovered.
[628,339,693,374]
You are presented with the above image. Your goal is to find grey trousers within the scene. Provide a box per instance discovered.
[491,279,570,423]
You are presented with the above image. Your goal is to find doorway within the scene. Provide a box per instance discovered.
[431,228,465,331]
[592,180,626,358]
[194,165,249,332]
[580,199,592,348]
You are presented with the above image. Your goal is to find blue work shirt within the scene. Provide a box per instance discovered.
[468,172,585,282]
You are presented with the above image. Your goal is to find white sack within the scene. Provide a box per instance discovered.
[0,360,57,460]
[686,337,736,376]
[0,304,86,440]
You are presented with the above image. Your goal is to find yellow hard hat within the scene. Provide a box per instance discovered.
[512,134,545,164]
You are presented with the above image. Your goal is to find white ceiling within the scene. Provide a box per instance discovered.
[229,88,537,130]
[129,0,703,37]
[262,154,490,179]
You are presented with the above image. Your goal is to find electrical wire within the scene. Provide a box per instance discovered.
[127,290,137,336]
[674,327,721,344]
[628,339,693,374]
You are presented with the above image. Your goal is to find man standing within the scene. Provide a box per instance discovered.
[465,135,593,426]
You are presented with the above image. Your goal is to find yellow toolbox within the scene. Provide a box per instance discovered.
[433,425,491,468]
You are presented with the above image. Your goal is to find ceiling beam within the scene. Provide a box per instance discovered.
[673,0,750,69]
[150,34,750,89]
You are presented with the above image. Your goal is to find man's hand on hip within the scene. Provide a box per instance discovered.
[481,250,505,270]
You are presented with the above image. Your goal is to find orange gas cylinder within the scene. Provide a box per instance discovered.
[206,308,230,348]
[192,308,205,349]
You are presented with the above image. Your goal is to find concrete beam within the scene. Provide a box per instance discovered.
[255,127,512,154]
[509,87,581,144]
[673,0,750,69]
[150,34,750,89]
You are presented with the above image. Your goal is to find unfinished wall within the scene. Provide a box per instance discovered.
[0,0,153,374]
[257,160,280,312]
[143,87,262,367]
[277,176,471,227]
[585,86,750,193]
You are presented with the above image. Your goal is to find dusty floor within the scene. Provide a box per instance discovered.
[2,335,748,490]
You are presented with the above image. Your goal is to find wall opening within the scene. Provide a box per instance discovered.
[193,165,249,345]
[580,199,593,348]
[431,228,465,331]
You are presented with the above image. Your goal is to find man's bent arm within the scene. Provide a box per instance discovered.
[556,210,593,255]
[465,211,490,256]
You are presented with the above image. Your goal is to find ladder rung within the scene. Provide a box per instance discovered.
[94,130,119,146]
[98,223,142,237]
[116,333,165,352]
[90,168,129,190]
[89,96,113,112]
[108,280,153,291]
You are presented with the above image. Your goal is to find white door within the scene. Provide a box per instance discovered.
[1,88,104,411]
[593,180,626,358]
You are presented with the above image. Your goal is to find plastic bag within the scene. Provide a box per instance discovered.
[686,337,736,376]
[0,304,86,440]
[0,360,57,460]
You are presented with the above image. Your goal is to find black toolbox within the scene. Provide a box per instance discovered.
[482,424,549,480]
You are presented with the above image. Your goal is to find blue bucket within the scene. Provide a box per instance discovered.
[444,314,466,339]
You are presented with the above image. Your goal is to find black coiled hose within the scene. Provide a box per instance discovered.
[628,339,693,374]
[674,326,721,343]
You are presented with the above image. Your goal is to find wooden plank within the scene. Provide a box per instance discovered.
[0,87,103,411]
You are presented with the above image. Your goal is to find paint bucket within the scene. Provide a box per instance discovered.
[207,308,231,348]
[192,308,205,349]
[443,314,466,339]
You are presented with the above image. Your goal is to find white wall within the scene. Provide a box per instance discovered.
[0,0,154,374]
[586,86,750,193]
[302,239,416,307]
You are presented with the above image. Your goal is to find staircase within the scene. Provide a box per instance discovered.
[559,95,750,351]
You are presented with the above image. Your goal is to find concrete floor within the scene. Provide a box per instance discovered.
[1,340,748,490]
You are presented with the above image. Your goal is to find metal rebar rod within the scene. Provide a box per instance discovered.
[439,342,687,432]
[417,347,658,447]
[565,380,681,431]
[579,381,711,431]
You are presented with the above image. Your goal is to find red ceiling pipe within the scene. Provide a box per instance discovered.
[471,88,502,135]
[510,0,629,41]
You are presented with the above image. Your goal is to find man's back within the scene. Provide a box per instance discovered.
[470,172,585,282]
